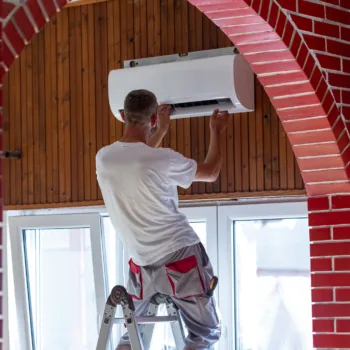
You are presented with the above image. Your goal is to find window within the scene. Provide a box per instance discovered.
[7,199,311,350]
[9,213,105,350]
[218,201,312,350]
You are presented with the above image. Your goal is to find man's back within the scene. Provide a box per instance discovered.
[96,141,199,266]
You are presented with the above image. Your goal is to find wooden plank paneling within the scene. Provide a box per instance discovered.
[3,0,305,208]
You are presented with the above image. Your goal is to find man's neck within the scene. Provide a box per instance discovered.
[119,125,151,144]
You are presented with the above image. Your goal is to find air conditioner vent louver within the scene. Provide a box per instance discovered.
[171,98,231,109]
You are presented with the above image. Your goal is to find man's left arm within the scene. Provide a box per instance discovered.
[147,105,171,148]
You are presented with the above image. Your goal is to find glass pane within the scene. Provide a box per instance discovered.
[102,217,207,349]
[234,218,313,350]
[24,228,97,350]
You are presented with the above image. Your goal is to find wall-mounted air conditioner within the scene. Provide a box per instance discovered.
[108,47,254,122]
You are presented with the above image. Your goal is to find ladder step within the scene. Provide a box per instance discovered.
[113,316,178,324]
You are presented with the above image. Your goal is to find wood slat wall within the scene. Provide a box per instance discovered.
[3,0,305,208]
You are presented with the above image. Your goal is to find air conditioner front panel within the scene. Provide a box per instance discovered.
[108,52,254,121]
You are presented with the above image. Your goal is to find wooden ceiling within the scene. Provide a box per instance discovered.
[3,0,304,208]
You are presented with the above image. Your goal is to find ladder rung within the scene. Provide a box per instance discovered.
[113,316,178,324]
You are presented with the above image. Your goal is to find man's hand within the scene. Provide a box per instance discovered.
[209,109,229,134]
[157,105,172,131]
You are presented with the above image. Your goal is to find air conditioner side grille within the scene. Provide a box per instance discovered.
[170,98,231,109]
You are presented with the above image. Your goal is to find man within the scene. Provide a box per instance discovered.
[96,89,229,349]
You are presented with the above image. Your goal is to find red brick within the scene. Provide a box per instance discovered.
[312,287,334,302]
[311,257,332,271]
[245,50,295,65]
[26,0,46,30]
[251,0,260,13]
[343,90,350,105]
[266,82,313,98]
[13,8,36,43]
[311,241,350,257]
[273,93,320,110]
[3,2,16,17]
[254,60,301,75]
[277,0,297,11]
[290,32,302,56]
[295,142,339,158]
[238,40,288,54]
[314,334,350,348]
[198,1,246,12]
[310,211,350,227]
[222,23,272,36]
[316,79,328,102]
[258,71,307,87]
[215,15,264,27]
[341,27,350,42]
[317,53,341,71]
[337,319,350,333]
[313,319,335,333]
[334,258,350,271]
[282,117,330,133]
[343,106,350,121]
[333,117,347,143]
[310,67,322,90]
[323,91,335,114]
[290,14,312,32]
[340,0,350,9]
[332,89,341,104]
[332,195,350,209]
[207,8,254,21]
[189,0,232,5]
[299,0,325,19]
[329,73,350,89]
[336,288,350,301]
[303,169,349,183]
[314,21,340,39]
[4,21,25,56]
[310,227,331,241]
[326,6,349,25]
[320,0,340,4]
[3,42,15,69]
[297,43,309,68]
[333,226,350,240]
[0,66,5,82]
[304,55,316,79]
[290,129,336,145]
[307,182,350,196]
[338,131,350,152]
[327,39,350,57]
[300,156,344,172]
[275,10,287,37]
[268,1,279,28]
[279,104,326,121]
[313,302,350,317]
[283,21,294,47]
[259,0,270,19]
[42,0,57,18]
[229,31,280,45]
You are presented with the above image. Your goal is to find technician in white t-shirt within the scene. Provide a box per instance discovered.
[96,89,229,350]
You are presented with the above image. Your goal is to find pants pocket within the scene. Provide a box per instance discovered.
[165,255,205,299]
[127,259,143,300]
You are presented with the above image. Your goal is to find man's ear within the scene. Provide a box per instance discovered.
[121,111,125,121]
[151,114,158,127]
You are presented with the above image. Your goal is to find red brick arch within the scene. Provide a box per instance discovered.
[1,0,350,348]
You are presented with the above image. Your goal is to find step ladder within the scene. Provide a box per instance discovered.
[96,285,186,350]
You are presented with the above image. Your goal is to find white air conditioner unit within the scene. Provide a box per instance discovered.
[108,48,254,122]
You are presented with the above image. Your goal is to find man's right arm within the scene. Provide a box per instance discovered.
[194,109,229,183]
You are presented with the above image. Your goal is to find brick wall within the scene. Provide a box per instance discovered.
[2,0,350,348]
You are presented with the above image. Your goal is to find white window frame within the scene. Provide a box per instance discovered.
[217,200,308,350]
[8,212,105,350]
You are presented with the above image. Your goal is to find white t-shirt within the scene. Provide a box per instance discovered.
[96,141,200,266]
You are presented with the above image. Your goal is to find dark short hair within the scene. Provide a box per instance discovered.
[123,89,158,127]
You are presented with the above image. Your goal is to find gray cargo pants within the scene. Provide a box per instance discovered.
[118,242,222,349]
